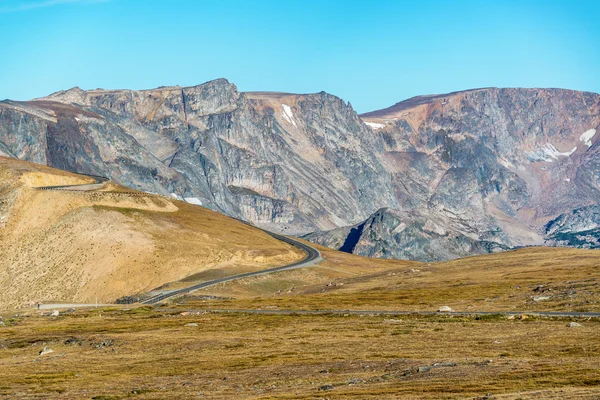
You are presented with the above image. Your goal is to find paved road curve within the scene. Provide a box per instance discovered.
[141,231,322,304]
[35,174,109,191]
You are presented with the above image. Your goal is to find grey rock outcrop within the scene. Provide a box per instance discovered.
[304,208,509,261]
[544,204,600,248]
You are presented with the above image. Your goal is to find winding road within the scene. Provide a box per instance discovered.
[34,172,323,304]
[36,174,109,190]
[140,231,322,304]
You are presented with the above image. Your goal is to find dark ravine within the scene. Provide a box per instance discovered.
[1,81,599,261]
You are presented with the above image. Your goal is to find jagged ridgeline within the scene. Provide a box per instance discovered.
[1,80,599,261]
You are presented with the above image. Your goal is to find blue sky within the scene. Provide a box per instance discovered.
[1,0,599,113]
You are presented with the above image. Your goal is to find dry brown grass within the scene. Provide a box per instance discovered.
[0,307,598,399]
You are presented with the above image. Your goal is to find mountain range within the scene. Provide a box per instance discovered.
[1,79,598,261]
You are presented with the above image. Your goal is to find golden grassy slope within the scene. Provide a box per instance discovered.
[0,157,303,310]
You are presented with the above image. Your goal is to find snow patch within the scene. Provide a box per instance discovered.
[184,197,203,206]
[580,129,596,147]
[170,193,183,200]
[527,144,577,162]
[365,121,386,130]
[281,104,297,127]
[565,178,571,182]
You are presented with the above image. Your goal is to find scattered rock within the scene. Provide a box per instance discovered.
[39,347,53,356]
[417,366,431,373]
[130,386,149,394]
[568,322,582,328]
[533,285,545,292]
[64,337,83,346]
[438,306,453,312]
[93,339,114,349]
[180,312,190,316]
[410,269,421,273]
[383,319,402,324]
[506,315,515,320]
[185,323,198,327]
[319,384,334,391]
[347,378,364,385]
[0,321,5,326]
[492,340,502,344]
[50,310,60,317]
[432,362,456,368]
[533,296,551,302]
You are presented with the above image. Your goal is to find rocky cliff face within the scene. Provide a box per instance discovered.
[1,82,599,261]
[306,88,600,260]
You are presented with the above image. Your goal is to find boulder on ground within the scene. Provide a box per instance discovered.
[39,347,53,356]
[533,295,551,302]
[438,306,453,312]
[568,322,582,328]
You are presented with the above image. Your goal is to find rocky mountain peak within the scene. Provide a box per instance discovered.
[42,86,88,105]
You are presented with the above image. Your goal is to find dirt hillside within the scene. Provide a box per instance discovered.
[0,157,303,310]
